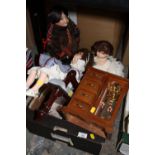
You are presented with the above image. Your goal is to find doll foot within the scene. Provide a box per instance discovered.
[26,89,39,97]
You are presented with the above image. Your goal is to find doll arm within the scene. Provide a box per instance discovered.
[62,53,81,89]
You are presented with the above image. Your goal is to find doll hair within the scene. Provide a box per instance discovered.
[91,40,113,56]
[76,48,93,70]
[46,5,80,60]
[48,5,68,24]
[77,48,90,62]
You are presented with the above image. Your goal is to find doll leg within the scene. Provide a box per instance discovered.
[30,71,48,91]
[26,69,37,89]
[26,71,48,97]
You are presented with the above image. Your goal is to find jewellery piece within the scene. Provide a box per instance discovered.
[100,81,121,119]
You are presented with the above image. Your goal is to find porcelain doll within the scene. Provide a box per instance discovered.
[91,40,124,77]
[43,5,80,65]
[26,49,89,97]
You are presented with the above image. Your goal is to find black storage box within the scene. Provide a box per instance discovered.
[26,85,105,155]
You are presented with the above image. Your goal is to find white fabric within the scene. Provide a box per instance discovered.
[48,59,86,92]
[93,56,124,77]
[28,59,86,91]
[48,102,63,119]
[70,59,86,72]
[70,59,86,82]
[49,79,67,91]
[119,143,129,155]
[27,65,67,83]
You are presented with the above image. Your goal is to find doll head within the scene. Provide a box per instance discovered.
[48,5,69,27]
[77,48,90,62]
[78,48,90,70]
[91,40,113,56]
[71,48,90,71]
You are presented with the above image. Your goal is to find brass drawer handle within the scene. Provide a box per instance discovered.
[80,92,90,98]
[81,92,87,96]
[76,102,84,108]
[88,83,94,87]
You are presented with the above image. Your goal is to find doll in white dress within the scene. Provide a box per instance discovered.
[26,48,89,97]
[91,40,124,77]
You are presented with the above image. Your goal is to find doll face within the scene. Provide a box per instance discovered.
[96,51,108,59]
[71,52,84,64]
[56,12,69,27]
[76,52,84,59]
[76,52,86,70]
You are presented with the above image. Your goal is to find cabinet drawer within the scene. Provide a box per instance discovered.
[70,99,90,111]
[86,71,105,81]
[79,78,101,94]
[74,89,96,104]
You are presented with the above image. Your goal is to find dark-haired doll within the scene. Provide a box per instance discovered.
[91,40,124,77]
[43,5,80,65]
